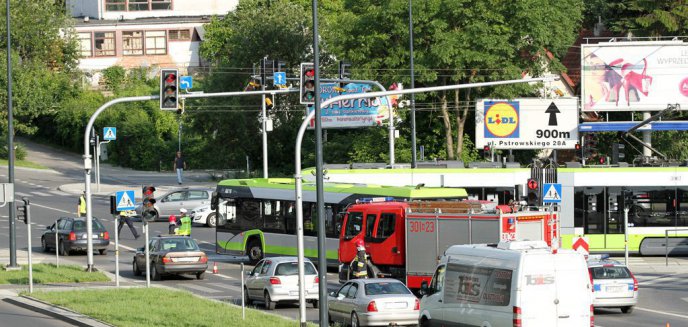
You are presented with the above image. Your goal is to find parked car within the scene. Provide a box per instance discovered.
[132,235,208,280]
[244,257,319,310]
[328,278,419,327]
[191,200,235,228]
[41,217,110,256]
[134,187,213,221]
[588,255,638,313]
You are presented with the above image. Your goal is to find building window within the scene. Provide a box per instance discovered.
[94,32,115,56]
[145,31,167,54]
[168,29,190,41]
[128,0,149,11]
[105,0,126,11]
[151,0,172,10]
[78,32,92,57]
[123,31,144,55]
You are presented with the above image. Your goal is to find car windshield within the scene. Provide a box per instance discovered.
[591,266,631,279]
[364,282,411,295]
[160,238,200,251]
[274,262,317,276]
[73,219,105,231]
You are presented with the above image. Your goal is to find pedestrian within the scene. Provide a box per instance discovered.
[349,240,369,279]
[173,151,187,185]
[118,210,140,239]
[77,191,86,217]
[176,208,191,236]
[168,214,178,235]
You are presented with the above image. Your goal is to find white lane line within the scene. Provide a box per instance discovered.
[30,202,72,214]
[27,183,36,186]
[208,282,242,292]
[635,307,688,319]
[48,190,66,196]
[15,192,31,197]
[31,191,53,197]
[682,297,688,303]
[181,283,223,294]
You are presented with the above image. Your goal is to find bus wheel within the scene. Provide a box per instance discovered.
[247,239,263,265]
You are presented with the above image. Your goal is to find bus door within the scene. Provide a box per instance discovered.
[605,187,625,251]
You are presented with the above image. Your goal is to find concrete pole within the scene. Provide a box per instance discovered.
[114,215,120,287]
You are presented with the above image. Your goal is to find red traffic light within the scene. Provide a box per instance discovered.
[165,73,176,84]
[599,157,606,164]
[483,145,490,152]
[575,143,581,150]
[304,69,315,77]
[527,178,538,190]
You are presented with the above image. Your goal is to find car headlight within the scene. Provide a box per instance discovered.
[196,207,209,213]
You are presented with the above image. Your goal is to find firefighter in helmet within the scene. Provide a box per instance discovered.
[350,240,369,279]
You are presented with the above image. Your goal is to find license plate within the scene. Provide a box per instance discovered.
[606,285,624,293]
[172,257,199,263]
[384,302,408,309]
[83,234,98,239]
[289,291,298,296]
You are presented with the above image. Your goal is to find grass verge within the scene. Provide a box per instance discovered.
[0,264,110,284]
[0,159,48,169]
[30,287,316,327]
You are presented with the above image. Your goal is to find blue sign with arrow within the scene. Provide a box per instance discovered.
[273,72,286,86]
[180,76,193,90]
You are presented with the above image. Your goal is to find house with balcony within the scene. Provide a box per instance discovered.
[66,0,237,85]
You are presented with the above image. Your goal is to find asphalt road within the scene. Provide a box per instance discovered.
[1,140,688,326]
[0,299,73,327]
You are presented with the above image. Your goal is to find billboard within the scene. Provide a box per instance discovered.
[307,83,395,129]
[582,41,688,112]
[475,98,578,150]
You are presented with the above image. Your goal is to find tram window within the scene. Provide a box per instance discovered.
[236,199,262,230]
[579,187,604,234]
[263,200,285,233]
[628,187,676,227]
[283,201,296,234]
[607,188,623,234]
[304,203,316,236]
[678,188,688,227]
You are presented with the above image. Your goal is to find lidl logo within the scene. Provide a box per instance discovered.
[484,101,519,138]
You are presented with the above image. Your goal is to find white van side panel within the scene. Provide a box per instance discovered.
[552,253,593,327]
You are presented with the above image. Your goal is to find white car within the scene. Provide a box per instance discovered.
[190,200,234,227]
[588,255,639,313]
[244,257,320,310]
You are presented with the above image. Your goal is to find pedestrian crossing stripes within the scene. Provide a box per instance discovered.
[181,283,223,294]
[31,191,52,197]
[13,190,70,198]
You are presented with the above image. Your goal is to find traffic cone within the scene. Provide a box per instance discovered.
[212,262,218,274]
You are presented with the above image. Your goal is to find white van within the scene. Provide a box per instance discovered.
[419,241,593,327]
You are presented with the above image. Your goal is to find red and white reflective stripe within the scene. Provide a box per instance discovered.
[590,304,595,327]
[513,306,522,327]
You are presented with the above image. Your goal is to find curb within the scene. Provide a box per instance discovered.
[4,296,114,327]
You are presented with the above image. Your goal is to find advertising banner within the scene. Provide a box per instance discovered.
[443,262,512,306]
[307,83,395,129]
[582,41,688,112]
[475,98,578,150]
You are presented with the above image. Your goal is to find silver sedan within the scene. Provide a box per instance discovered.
[328,278,419,327]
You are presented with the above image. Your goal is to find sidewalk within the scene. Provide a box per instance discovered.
[58,179,216,198]
[609,255,688,274]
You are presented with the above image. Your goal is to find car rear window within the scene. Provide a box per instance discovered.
[274,262,317,276]
[364,282,411,295]
[73,219,105,231]
[160,238,200,251]
[591,266,631,279]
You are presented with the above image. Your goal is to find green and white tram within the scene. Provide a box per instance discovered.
[308,165,688,255]
[212,178,468,265]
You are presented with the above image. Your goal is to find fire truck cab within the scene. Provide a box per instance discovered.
[338,199,557,289]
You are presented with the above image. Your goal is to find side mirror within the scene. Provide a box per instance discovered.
[210,191,219,211]
[328,291,336,297]
[46,226,51,230]
[245,271,252,276]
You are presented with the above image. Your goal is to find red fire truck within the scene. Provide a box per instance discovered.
[338,199,557,289]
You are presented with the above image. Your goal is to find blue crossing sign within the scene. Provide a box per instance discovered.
[180,76,193,90]
[273,72,286,86]
[115,190,136,211]
[542,183,562,204]
[103,127,117,141]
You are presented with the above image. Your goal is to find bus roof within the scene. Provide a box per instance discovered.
[216,178,467,200]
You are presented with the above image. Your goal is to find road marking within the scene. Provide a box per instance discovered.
[30,202,72,214]
[31,191,52,197]
[49,190,66,196]
[682,297,688,303]
[15,192,31,197]
[208,283,242,292]
[635,307,688,319]
[639,274,682,286]
[181,283,223,294]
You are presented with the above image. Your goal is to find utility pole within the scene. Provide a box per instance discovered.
[6,0,18,269]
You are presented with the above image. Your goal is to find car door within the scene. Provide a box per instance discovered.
[58,219,72,244]
[255,260,273,296]
[344,282,360,323]
[187,190,210,210]
[247,260,265,298]
[44,221,58,248]
[158,191,188,217]
[330,283,352,322]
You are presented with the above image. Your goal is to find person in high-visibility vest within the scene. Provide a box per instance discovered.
[176,208,191,236]
[77,191,86,217]
[350,240,369,279]
[118,210,140,240]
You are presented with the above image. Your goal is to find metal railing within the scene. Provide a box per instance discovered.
[665,228,688,266]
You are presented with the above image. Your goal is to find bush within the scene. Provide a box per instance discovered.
[0,139,27,161]
[101,66,126,92]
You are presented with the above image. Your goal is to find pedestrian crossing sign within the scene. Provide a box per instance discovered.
[542,183,562,204]
[103,127,117,141]
[115,190,136,211]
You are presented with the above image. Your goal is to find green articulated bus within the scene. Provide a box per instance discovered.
[212,178,467,265]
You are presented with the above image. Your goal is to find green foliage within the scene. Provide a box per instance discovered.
[603,0,688,37]
[0,139,26,161]
[101,66,127,92]
[0,264,109,284]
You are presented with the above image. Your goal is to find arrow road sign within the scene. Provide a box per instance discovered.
[115,190,136,211]
[572,236,589,256]
[542,183,562,204]
[545,102,560,126]
[180,76,193,90]
[103,127,117,141]
[273,72,286,86]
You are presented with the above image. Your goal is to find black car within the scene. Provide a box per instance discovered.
[133,235,208,281]
[41,217,110,256]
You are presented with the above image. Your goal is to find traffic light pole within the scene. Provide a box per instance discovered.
[261,57,269,178]
[293,76,557,327]
[83,90,297,270]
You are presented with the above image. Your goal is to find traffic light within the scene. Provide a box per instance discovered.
[612,143,625,164]
[160,69,179,110]
[16,197,29,224]
[583,133,597,161]
[300,63,315,104]
[265,97,274,110]
[110,195,117,215]
[527,178,540,206]
[142,186,157,222]
[483,145,491,161]
[274,60,286,73]
[575,143,582,160]
[339,60,351,88]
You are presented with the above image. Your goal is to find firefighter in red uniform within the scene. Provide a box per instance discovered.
[350,240,369,279]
